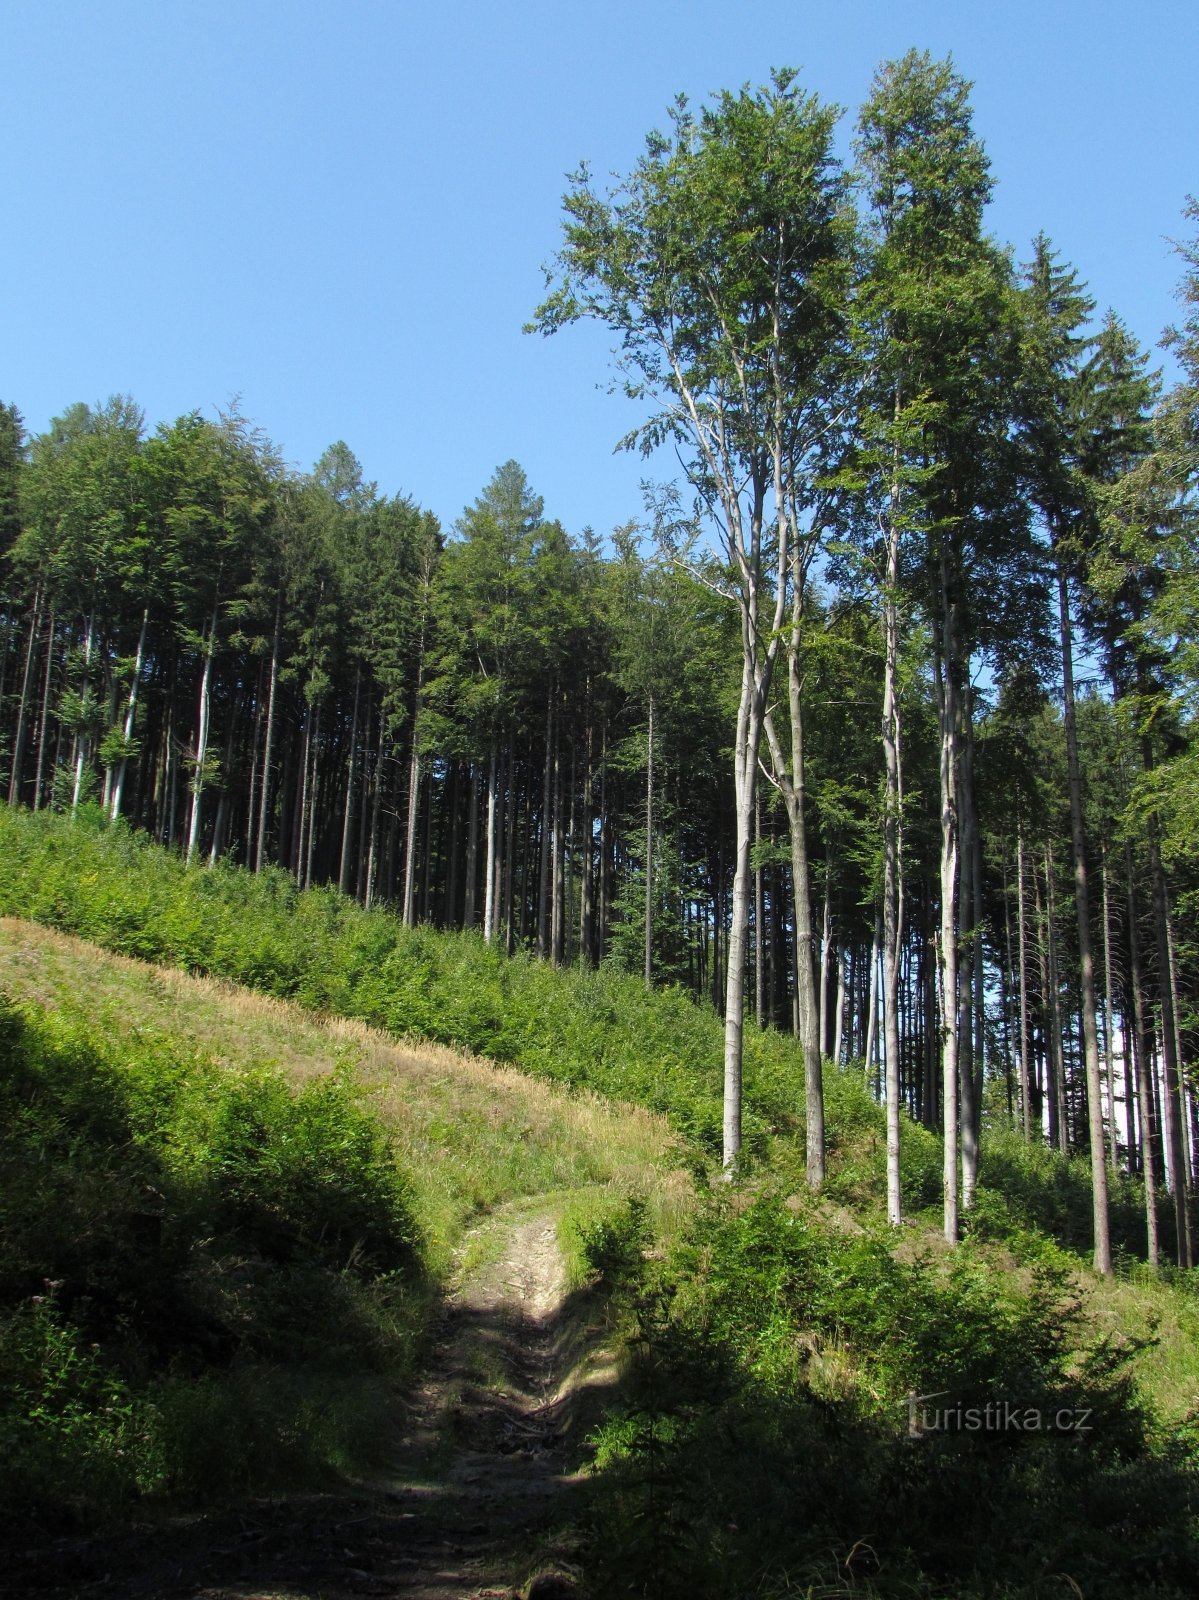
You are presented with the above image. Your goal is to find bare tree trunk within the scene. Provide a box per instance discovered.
[551,728,564,965]
[762,608,825,1187]
[538,687,553,958]
[957,746,979,1211]
[185,605,217,863]
[1165,907,1194,1266]
[338,666,361,894]
[1044,847,1069,1156]
[819,855,832,1057]
[1101,855,1119,1172]
[1126,838,1152,1260]
[580,709,594,964]
[110,608,148,823]
[1056,564,1112,1272]
[833,949,846,1069]
[402,731,421,926]
[483,743,498,944]
[32,609,56,812]
[755,797,765,1026]
[8,585,42,806]
[1147,820,1189,1266]
[464,762,479,929]
[934,590,961,1244]
[304,701,321,889]
[1017,826,1033,1140]
[71,612,96,816]
[645,693,654,988]
[364,742,383,910]
[255,596,282,873]
[865,909,881,1086]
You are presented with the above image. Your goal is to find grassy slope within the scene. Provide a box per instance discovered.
[0,918,689,1277]
[2,813,1198,1593]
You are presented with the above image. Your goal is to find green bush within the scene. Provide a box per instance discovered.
[585,1190,1199,1599]
[0,993,426,1526]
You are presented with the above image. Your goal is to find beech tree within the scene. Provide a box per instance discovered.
[533,71,854,1179]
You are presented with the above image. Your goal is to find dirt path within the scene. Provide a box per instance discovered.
[10,1202,600,1600]
[378,1203,592,1598]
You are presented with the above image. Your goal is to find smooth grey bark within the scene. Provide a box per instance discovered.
[880,543,905,1223]
[110,608,149,824]
[483,743,498,943]
[934,575,961,1245]
[762,571,825,1189]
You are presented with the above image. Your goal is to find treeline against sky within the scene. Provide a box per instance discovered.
[0,52,1197,1267]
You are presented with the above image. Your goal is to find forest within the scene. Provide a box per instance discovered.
[1,45,1199,1597]
[1,53,1197,1281]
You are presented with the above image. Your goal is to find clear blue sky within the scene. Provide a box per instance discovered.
[2,0,1194,540]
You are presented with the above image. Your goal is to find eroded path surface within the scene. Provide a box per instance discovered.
[13,1202,601,1600]
[378,1204,591,1599]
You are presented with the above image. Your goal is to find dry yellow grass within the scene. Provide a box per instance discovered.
[0,917,691,1267]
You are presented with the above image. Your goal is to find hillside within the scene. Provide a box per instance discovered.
[2,813,1198,1597]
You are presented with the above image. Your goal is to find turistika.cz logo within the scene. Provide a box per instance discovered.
[904,1392,1093,1437]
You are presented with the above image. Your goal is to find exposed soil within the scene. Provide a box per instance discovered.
[7,1202,611,1600]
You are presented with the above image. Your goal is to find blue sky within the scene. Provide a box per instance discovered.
[3,1,1194,541]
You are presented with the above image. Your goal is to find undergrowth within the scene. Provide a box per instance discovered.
[0,995,426,1529]
[584,1188,1199,1599]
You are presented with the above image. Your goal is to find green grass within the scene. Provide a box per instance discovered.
[0,916,686,1532]
[0,807,809,1157]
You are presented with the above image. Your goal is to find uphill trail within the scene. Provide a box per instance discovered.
[16,1200,605,1600]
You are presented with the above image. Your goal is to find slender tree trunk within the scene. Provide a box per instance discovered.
[338,666,361,894]
[645,693,654,989]
[1017,826,1034,1140]
[110,608,148,823]
[865,909,881,1086]
[8,585,42,806]
[464,762,480,929]
[935,580,961,1244]
[402,731,421,926]
[255,595,282,873]
[71,612,96,816]
[304,700,321,889]
[538,687,553,958]
[185,605,218,864]
[580,711,594,964]
[32,609,56,812]
[723,657,758,1171]
[1165,907,1194,1265]
[1147,817,1189,1266]
[1056,563,1112,1272]
[364,741,383,910]
[483,742,498,943]
[1101,855,1119,1172]
[754,797,765,1026]
[957,725,979,1211]
[1045,847,1069,1156]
